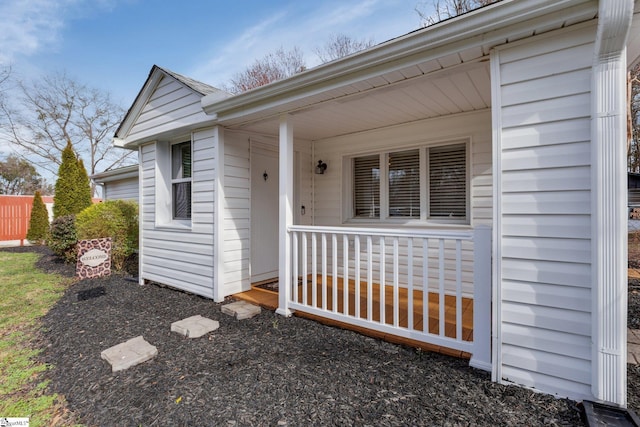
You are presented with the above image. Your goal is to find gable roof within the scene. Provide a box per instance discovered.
[156,66,220,96]
[114,65,229,147]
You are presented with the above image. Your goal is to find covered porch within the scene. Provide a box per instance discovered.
[236,225,491,366]
[201,0,532,373]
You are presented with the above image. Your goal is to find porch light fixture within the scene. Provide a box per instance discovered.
[315,160,327,175]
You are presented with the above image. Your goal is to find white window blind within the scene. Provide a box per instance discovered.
[353,155,380,218]
[388,149,420,218]
[172,141,192,220]
[428,143,466,218]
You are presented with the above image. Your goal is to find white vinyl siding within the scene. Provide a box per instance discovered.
[312,110,491,296]
[128,76,212,143]
[221,132,251,296]
[103,177,138,202]
[139,127,216,299]
[493,23,596,400]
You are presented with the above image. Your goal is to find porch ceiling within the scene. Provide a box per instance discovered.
[224,59,492,141]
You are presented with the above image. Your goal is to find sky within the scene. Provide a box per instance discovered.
[0,0,427,108]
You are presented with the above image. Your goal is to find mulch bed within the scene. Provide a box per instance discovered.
[4,245,640,425]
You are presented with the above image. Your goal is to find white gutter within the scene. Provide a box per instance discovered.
[591,0,634,407]
[201,0,595,121]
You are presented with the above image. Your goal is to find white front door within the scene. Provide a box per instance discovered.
[250,146,279,282]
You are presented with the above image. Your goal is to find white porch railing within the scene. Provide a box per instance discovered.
[281,225,492,370]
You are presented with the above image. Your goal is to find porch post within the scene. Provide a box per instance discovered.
[276,114,294,317]
[470,225,492,371]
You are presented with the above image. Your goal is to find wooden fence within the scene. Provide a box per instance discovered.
[0,195,54,245]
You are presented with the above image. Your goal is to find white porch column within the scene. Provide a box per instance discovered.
[470,225,492,372]
[213,126,225,302]
[277,114,294,317]
[591,0,633,406]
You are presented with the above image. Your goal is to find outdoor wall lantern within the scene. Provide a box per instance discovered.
[315,160,328,175]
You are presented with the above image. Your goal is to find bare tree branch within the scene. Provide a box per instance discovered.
[416,0,500,27]
[225,47,306,94]
[0,71,135,195]
[314,34,375,63]
[628,64,640,172]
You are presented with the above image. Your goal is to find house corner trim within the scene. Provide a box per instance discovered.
[591,0,634,406]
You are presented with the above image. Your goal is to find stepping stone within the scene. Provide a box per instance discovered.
[171,315,220,338]
[101,336,157,372]
[222,300,261,320]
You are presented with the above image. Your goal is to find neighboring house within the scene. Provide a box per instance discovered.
[91,165,139,202]
[112,0,640,407]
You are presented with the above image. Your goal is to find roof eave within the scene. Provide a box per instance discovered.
[90,165,139,183]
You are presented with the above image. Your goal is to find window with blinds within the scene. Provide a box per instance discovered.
[428,143,466,218]
[388,149,420,218]
[171,141,192,220]
[353,155,380,218]
[350,142,467,222]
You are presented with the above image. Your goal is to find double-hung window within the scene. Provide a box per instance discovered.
[351,142,467,223]
[171,141,192,220]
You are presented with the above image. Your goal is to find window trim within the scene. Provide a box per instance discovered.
[155,136,193,228]
[344,139,470,225]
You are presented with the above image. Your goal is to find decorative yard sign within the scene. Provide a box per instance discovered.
[76,237,112,279]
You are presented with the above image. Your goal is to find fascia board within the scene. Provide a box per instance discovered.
[202,0,594,122]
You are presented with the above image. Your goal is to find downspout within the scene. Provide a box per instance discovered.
[591,0,634,406]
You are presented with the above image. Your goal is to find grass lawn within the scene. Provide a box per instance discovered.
[0,251,74,426]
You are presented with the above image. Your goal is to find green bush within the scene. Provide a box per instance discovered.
[26,191,49,245]
[75,200,138,270]
[47,215,77,263]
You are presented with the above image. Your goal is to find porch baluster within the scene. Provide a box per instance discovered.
[332,233,338,313]
[407,238,414,331]
[322,233,327,310]
[343,235,349,316]
[423,238,429,334]
[439,239,445,337]
[393,237,399,328]
[379,236,385,324]
[355,235,361,319]
[456,239,462,340]
[367,235,373,322]
[302,232,308,305]
[292,231,299,303]
[312,233,317,308]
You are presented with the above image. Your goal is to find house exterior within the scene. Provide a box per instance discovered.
[91,165,139,202]
[112,0,640,407]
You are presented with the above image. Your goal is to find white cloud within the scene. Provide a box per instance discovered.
[0,0,74,64]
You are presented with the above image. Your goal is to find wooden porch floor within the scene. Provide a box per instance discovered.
[234,277,473,359]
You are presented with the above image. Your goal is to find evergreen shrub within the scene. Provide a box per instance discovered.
[76,200,139,270]
[53,141,92,219]
[26,191,49,244]
[47,215,77,263]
